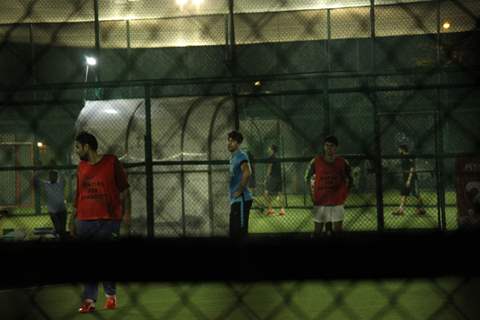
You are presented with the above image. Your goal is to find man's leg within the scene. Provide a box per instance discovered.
[325,222,333,234]
[54,210,67,239]
[48,212,60,237]
[101,221,121,309]
[241,200,253,237]
[265,191,274,215]
[414,192,426,215]
[102,281,117,310]
[59,210,67,237]
[332,206,345,232]
[277,191,286,216]
[76,220,100,312]
[394,196,407,215]
[314,222,325,235]
[333,221,343,232]
[103,282,116,297]
[230,202,241,239]
[312,206,327,236]
[410,181,426,214]
[83,283,99,304]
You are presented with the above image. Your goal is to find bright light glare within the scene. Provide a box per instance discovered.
[85,56,97,66]
[37,142,44,148]
[176,0,188,7]
[175,36,188,47]
[103,109,118,114]
[442,21,451,30]
[192,0,204,5]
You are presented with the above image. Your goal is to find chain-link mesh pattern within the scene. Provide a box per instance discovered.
[0,0,479,233]
[1,278,480,319]
[1,0,480,318]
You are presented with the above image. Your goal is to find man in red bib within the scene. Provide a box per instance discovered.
[71,131,131,313]
[305,135,352,235]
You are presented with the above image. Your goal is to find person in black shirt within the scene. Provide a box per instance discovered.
[393,144,426,215]
[264,144,286,216]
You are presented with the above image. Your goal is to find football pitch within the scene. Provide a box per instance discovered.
[0,191,459,238]
[1,278,479,319]
[250,190,459,233]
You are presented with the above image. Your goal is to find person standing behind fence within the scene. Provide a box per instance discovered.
[71,131,131,314]
[264,144,286,216]
[305,135,352,235]
[393,144,426,216]
[34,169,67,239]
[227,130,253,239]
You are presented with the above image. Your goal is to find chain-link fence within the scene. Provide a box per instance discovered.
[1,0,479,239]
[1,0,479,318]
[2,278,480,320]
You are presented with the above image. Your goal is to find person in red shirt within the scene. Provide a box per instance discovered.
[305,135,352,235]
[71,131,131,313]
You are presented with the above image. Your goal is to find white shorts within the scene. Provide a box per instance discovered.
[312,205,345,223]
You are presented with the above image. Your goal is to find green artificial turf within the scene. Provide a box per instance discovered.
[1,278,478,320]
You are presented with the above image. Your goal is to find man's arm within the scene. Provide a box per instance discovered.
[234,162,251,198]
[68,207,76,237]
[267,162,272,177]
[406,160,415,187]
[69,171,80,238]
[345,159,353,190]
[304,159,315,183]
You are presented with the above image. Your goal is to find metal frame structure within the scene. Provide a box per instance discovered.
[0,0,479,235]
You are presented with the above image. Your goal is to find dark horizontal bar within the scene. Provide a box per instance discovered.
[1,67,478,93]
[1,231,480,286]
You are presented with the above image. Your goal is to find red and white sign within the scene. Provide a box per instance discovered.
[455,156,480,228]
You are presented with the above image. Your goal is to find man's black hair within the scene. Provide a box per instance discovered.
[75,131,98,151]
[398,144,409,152]
[324,135,339,146]
[228,130,243,144]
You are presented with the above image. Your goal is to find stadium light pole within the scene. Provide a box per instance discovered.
[85,56,97,81]
[84,56,97,102]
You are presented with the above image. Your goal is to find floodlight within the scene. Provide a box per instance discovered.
[85,56,97,66]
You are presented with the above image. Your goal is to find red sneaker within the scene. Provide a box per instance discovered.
[78,300,96,313]
[104,296,117,310]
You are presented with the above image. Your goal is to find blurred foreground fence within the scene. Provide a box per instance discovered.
[1,232,480,319]
[0,0,479,238]
[1,2,480,320]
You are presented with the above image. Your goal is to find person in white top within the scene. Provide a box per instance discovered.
[35,170,67,239]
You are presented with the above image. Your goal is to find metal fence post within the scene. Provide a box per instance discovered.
[144,85,154,238]
[92,0,101,98]
[227,0,239,130]
[436,0,447,231]
[370,0,385,231]
[93,0,100,55]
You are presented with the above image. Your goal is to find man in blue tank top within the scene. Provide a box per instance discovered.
[227,130,253,239]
